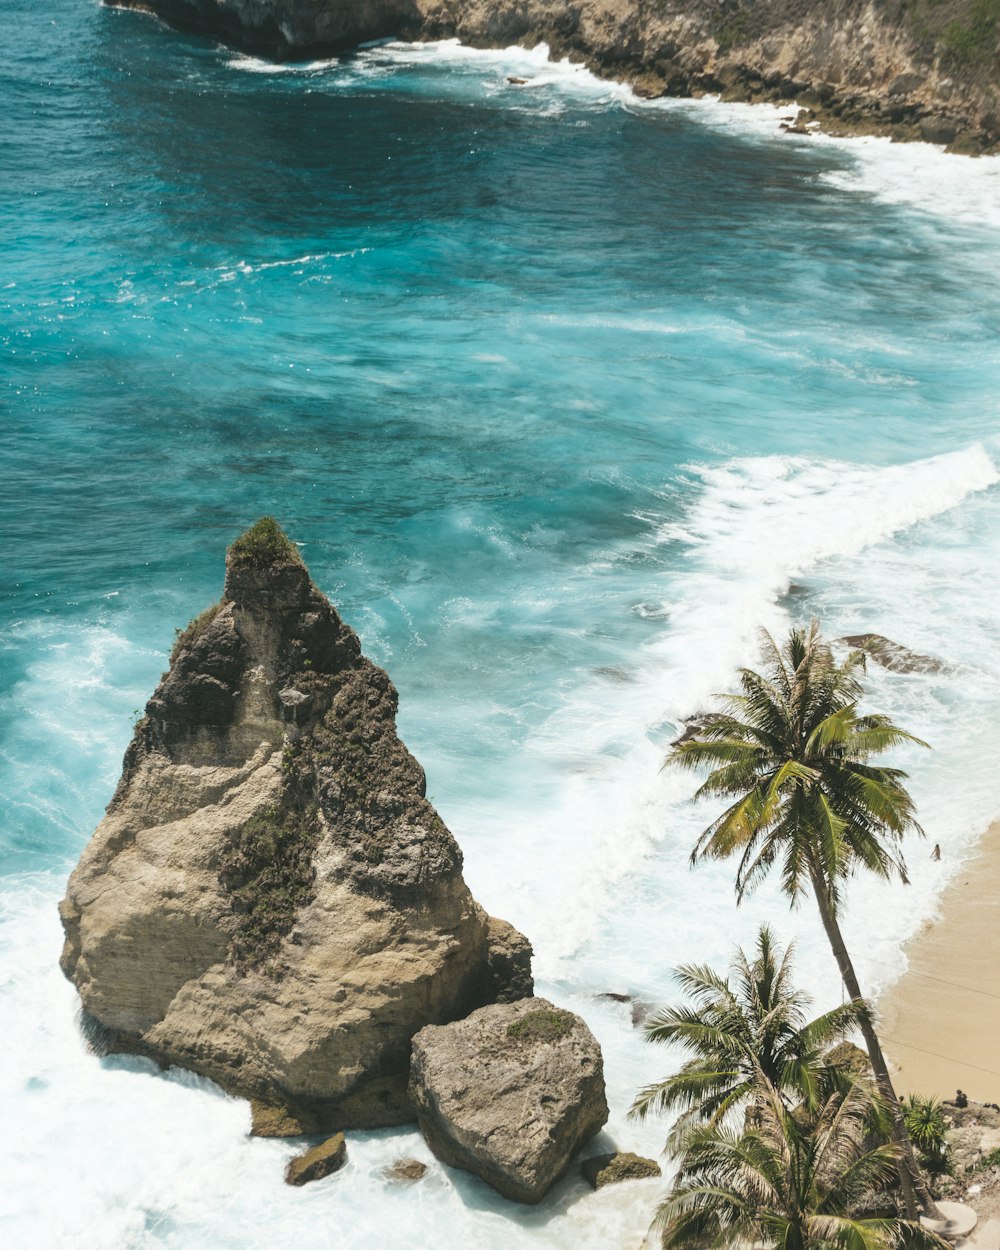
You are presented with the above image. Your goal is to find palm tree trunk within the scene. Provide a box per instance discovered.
[808,865,941,1221]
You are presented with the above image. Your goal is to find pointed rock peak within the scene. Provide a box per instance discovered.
[224,516,309,606]
[228,517,303,570]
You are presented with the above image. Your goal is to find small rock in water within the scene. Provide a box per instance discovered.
[384,1158,428,1183]
[595,992,632,1004]
[581,1151,661,1189]
[593,665,634,683]
[507,76,528,85]
[839,633,945,674]
[284,1133,347,1186]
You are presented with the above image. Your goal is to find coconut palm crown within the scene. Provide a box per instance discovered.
[657,1071,948,1250]
[671,621,926,909]
[631,926,868,1149]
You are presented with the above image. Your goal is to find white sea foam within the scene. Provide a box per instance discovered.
[226,53,340,74]
[503,445,1000,988]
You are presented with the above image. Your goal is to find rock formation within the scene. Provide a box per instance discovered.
[60,518,532,1134]
[409,997,609,1203]
[108,0,1000,153]
[285,1132,348,1185]
[580,1151,661,1188]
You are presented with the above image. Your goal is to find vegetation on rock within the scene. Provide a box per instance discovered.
[506,1007,575,1043]
[227,516,303,569]
[219,802,320,970]
[170,601,222,663]
[904,1095,950,1174]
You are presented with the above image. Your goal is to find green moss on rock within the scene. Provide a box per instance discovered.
[506,1008,574,1043]
[581,1151,661,1189]
[220,802,320,970]
[227,517,303,570]
[169,601,222,664]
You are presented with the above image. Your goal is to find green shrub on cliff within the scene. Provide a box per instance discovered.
[170,601,221,664]
[220,803,319,970]
[904,1095,949,1173]
[507,1008,574,1043]
[228,517,303,569]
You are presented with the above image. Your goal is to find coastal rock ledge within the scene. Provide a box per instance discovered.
[59,519,533,1134]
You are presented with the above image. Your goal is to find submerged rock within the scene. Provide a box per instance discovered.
[839,633,945,674]
[409,997,608,1204]
[383,1157,428,1182]
[581,1151,661,1189]
[285,1132,347,1186]
[59,519,532,1133]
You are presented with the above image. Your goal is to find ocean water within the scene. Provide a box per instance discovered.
[4,1,1000,1246]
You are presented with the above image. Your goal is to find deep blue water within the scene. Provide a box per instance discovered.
[4,2,1000,1247]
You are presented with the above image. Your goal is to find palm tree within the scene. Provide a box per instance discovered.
[631,926,869,1152]
[657,1069,948,1250]
[667,621,936,1217]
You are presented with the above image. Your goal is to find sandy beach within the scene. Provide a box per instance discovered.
[878,822,1000,1105]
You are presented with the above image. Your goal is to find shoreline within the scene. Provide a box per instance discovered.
[108,0,1000,155]
[879,822,1000,1105]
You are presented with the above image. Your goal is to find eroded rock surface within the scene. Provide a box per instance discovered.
[409,997,608,1203]
[60,519,532,1133]
[581,1150,661,1188]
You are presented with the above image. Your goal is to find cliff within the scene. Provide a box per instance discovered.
[59,519,532,1133]
[111,0,1000,153]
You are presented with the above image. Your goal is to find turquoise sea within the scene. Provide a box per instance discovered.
[4,1,1000,1246]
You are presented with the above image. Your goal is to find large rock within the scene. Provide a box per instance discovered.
[409,996,608,1203]
[59,519,532,1132]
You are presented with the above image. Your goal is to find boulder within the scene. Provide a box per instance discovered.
[60,519,532,1133]
[285,1133,347,1186]
[581,1151,661,1188]
[409,997,608,1204]
[384,1158,428,1182]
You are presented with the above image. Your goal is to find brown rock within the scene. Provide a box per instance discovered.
[384,1158,429,1182]
[285,1133,347,1186]
[60,519,533,1131]
[581,1151,661,1188]
[409,997,608,1204]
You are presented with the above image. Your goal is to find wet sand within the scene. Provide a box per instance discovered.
[878,822,1000,1104]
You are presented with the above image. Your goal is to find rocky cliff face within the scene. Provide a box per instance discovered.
[111,0,1000,152]
[60,519,532,1133]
